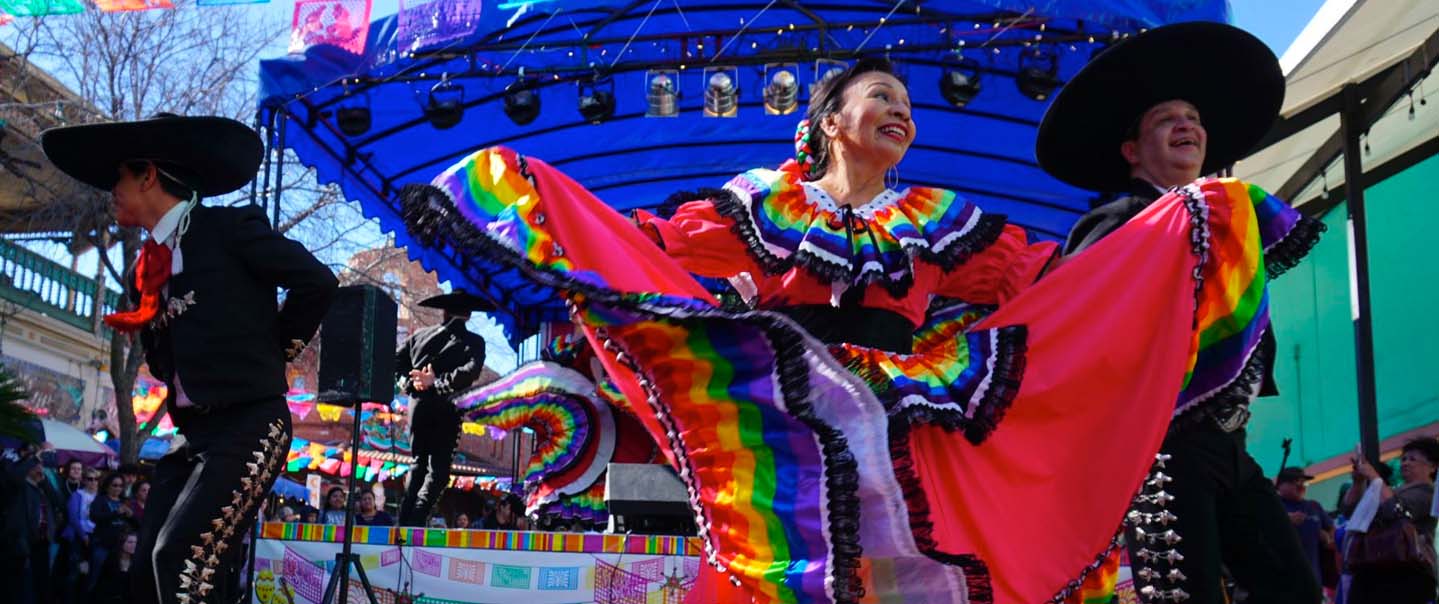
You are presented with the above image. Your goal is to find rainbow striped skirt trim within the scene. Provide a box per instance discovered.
[387,147,1320,604]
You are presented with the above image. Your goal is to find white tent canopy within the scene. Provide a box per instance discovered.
[1234,0,1439,203]
[41,418,112,455]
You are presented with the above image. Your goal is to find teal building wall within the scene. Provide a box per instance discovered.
[1246,152,1439,506]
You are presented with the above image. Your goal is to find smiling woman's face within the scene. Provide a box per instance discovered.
[822,71,916,172]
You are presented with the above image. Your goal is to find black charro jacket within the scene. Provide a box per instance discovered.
[136,204,337,409]
[394,316,487,402]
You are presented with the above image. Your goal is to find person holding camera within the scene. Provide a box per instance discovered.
[1342,437,1438,604]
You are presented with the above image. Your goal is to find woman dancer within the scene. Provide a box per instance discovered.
[399,58,1318,603]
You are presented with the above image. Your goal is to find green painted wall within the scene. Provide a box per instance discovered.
[1246,152,1439,492]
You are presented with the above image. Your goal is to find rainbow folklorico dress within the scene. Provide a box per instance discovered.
[397,147,1321,604]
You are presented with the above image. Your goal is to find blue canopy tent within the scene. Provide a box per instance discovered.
[257,0,1228,345]
[271,476,311,500]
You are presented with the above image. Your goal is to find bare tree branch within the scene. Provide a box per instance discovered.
[0,1,285,464]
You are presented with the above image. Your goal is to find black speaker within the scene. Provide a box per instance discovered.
[605,463,690,517]
[317,284,398,406]
[605,463,696,535]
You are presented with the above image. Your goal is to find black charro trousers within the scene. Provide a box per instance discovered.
[398,393,462,527]
[131,398,291,604]
[1127,421,1321,604]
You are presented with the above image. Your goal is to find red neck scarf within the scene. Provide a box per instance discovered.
[104,240,172,332]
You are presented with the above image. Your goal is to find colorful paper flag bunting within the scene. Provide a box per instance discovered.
[316,403,343,422]
[93,0,172,12]
[289,0,372,56]
[0,0,83,16]
[288,400,314,420]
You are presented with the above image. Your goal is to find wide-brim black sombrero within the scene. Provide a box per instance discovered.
[41,114,263,197]
[418,291,497,314]
[1035,22,1284,192]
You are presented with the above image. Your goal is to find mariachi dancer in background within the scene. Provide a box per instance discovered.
[394,291,489,527]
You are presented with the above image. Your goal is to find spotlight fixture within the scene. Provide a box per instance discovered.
[1016,46,1061,101]
[811,59,849,96]
[939,56,982,108]
[424,77,465,130]
[577,72,616,124]
[703,66,739,117]
[503,75,541,125]
[645,69,679,117]
[763,63,799,115]
[332,88,372,137]
[336,106,371,137]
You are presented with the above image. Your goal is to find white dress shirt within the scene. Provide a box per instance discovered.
[148,200,197,407]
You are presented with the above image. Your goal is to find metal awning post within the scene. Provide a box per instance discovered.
[258,108,276,212]
[1339,83,1381,465]
[273,111,288,229]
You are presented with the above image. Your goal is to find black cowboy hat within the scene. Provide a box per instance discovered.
[418,291,496,314]
[1035,22,1284,192]
[1276,466,1315,484]
[40,114,263,197]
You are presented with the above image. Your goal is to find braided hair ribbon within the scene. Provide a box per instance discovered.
[794,118,817,178]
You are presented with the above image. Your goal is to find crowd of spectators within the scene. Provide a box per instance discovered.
[2,442,151,604]
[1268,436,1438,604]
[7,430,1435,604]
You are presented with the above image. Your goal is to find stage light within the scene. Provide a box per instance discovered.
[424,78,465,130]
[763,63,799,115]
[503,76,541,125]
[645,69,679,117]
[811,59,849,96]
[577,73,616,124]
[1016,46,1061,101]
[335,92,371,137]
[703,66,738,117]
[939,56,982,108]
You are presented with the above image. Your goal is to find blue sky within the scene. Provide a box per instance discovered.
[1231,0,1329,56]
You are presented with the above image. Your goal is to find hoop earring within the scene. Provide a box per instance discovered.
[885,166,899,190]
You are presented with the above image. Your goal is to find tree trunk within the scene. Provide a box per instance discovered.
[109,230,144,465]
[110,329,140,463]
[90,229,108,335]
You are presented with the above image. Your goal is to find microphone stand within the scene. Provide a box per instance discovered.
[1275,437,1293,485]
[319,399,380,604]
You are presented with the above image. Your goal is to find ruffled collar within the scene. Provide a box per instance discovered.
[707,160,1007,298]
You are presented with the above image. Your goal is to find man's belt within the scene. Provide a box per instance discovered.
[1174,399,1251,433]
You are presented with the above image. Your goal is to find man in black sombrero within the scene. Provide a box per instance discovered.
[394,290,491,526]
[1037,22,1321,604]
[41,114,337,604]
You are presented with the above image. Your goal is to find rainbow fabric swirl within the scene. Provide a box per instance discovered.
[396,148,1321,604]
[1176,179,1324,415]
[454,362,615,513]
[830,301,1024,444]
